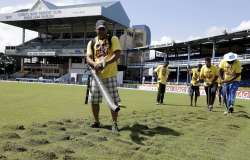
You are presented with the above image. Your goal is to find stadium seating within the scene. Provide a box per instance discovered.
[16,38,87,51]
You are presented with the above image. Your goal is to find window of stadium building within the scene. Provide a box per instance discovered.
[72,32,84,39]
[86,32,96,39]
[116,30,124,38]
[52,33,61,39]
[72,57,82,63]
[62,33,71,39]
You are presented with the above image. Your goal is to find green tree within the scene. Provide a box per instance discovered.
[0,53,17,74]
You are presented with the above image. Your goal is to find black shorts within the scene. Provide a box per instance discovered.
[189,85,200,96]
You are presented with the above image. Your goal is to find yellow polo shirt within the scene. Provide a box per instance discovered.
[200,65,218,86]
[219,60,242,81]
[87,36,121,79]
[191,68,200,86]
[154,65,170,84]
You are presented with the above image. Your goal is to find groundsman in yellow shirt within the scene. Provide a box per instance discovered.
[188,64,202,107]
[86,20,121,134]
[154,61,170,105]
[219,52,242,115]
[200,57,219,111]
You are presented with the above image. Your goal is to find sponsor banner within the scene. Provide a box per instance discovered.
[27,52,55,56]
[0,6,100,21]
[138,84,250,100]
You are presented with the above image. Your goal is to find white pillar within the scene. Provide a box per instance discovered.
[177,66,180,84]
[83,22,87,54]
[22,29,25,44]
[140,50,143,83]
[21,57,24,72]
[212,41,216,63]
[113,23,116,36]
[68,57,72,73]
[164,54,167,62]
[43,58,47,64]
[71,24,73,39]
[187,44,191,83]
[188,44,191,66]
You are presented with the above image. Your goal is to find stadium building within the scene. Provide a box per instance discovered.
[0,0,151,83]
[126,30,250,86]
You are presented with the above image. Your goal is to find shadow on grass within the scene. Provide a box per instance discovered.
[235,105,246,108]
[119,105,127,109]
[120,123,182,145]
[164,103,189,107]
[235,111,250,119]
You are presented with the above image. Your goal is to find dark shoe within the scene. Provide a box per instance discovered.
[90,122,100,128]
[112,122,119,135]
[229,106,234,113]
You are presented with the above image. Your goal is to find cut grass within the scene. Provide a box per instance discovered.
[0,81,250,160]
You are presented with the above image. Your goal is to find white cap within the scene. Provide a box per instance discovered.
[223,52,238,61]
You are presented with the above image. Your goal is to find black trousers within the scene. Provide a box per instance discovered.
[204,83,218,106]
[218,86,223,104]
[157,83,166,103]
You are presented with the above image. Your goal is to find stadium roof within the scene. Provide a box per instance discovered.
[130,29,250,53]
[0,0,130,30]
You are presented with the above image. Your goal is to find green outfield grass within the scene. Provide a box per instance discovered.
[0,81,250,160]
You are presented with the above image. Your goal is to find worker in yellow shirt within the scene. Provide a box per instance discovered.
[200,57,219,111]
[86,20,121,134]
[154,61,170,105]
[219,52,242,114]
[188,64,202,107]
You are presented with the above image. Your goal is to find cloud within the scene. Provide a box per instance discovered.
[151,36,174,45]
[0,23,38,52]
[232,20,250,31]
[186,35,203,41]
[205,26,227,37]
[152,20,250,45]
[0,4,32,14]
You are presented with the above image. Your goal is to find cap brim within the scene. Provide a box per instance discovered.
[225,58,236,61]
[96,25,106,29]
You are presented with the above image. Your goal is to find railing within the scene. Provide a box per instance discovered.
[128,54,250,68]
[71,63,86,69]
[5,39,87,56]
[23,64,64,69]
[55,73,71,83]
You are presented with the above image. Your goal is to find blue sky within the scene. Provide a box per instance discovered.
[123,0,250,41]
[0,0,250,51]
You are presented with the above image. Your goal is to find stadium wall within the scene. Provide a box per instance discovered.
[138,84,250,100]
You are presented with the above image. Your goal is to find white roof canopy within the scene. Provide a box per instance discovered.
[0,0,130,28]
